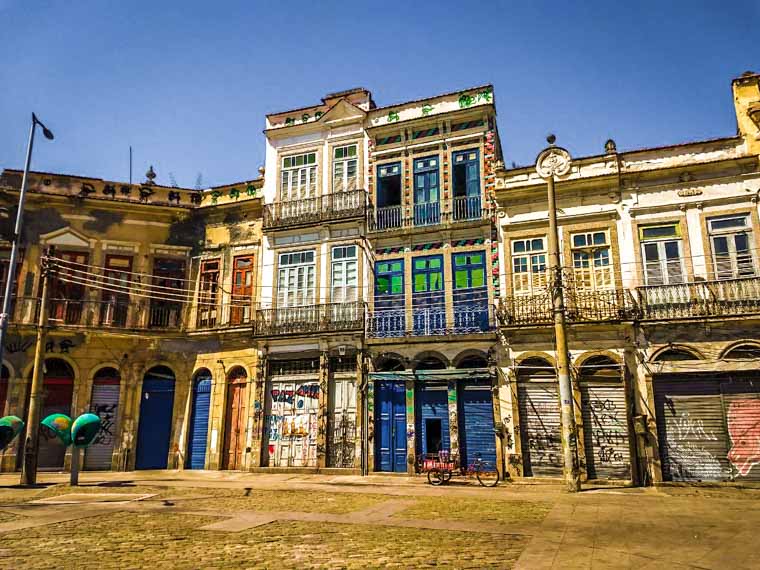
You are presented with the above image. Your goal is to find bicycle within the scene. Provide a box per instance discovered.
[421,451,499,487]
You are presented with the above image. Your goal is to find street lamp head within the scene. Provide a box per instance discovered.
[32,113,54,140]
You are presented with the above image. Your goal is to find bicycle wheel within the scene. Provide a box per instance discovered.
[476,461,499,487]
[427,469,445,486]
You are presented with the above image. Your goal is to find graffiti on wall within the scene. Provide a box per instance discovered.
[588,398,627,466]
[665,410,725,481]
[727,399,760,477]
[90,403,117,446]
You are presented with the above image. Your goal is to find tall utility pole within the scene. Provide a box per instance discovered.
[20,250,54,486]
[535,135,581,492]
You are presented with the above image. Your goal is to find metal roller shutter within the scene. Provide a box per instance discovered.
[580,382,630,480]
[186,377,211,470]
[416,383,450,458]
[84,382,120,471]
[518,381,562,477]
[655,379,730,482]
[135,377,175,470]
[458,382,496,467]
[38,379,74,470]
[327,378,357,468]
[720,378,760,482]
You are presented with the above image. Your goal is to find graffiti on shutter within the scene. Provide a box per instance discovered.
[721,379,760,481]
[85,383,120,470]
[518,381,563,477]
[580,382,630,480]
[265,379,319,467]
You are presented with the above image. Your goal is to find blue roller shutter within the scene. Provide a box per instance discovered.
[136,375,175,470]
[458,382,496,467]
[186,376,211,469]
[416,383,450,457]
[375,381,407,472]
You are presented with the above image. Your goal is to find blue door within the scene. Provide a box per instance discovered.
[135,367,175,470]
[458,381,497,467]
[375,381,407,472]
[186,373,212,469]
[452,251,490,332]
[373,260,405,336]
[452,149,481,220]
[415,383,450,458]
[412,255,445,335]
[413,156,440,225]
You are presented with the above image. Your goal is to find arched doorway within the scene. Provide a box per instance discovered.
[0,364,9,417]
[186,369,212,470]
[84,366,121,471]
[37,358,75,470]
[135,366,175,470]
[516,357,562,477]
[222,367,247,470]
[578,356,630,480]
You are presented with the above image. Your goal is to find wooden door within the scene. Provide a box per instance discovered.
[50,251,88,324]
[222,373,247,470]
[230,256,254,325]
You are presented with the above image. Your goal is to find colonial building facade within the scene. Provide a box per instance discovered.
[1,72,759,485]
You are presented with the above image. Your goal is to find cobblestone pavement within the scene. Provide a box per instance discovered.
[0,471,759,569]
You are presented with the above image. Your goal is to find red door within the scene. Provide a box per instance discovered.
[230,256,254,325]
[222,369,248,470]
[50,251,88,324]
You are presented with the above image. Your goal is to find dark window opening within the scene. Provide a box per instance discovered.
[377,163,401,208]
[415,357,447,371]
[457,355,488,369]
[268,358,320,376]
[425,418,443,454]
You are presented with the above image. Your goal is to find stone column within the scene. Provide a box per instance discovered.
[446,380,460,462]
[316,350,329,469]
[405,378,416,476]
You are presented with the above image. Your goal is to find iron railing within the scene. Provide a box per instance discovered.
[368,199,487,232]
[366,303,494,338]
[253,301,365,337]
[263,189,366,229]
[638,276,760,320]
[496,289,636,326]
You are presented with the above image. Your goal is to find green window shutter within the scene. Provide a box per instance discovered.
[472,269,484,288]
[391,275,403,294]
[455,270,468,289]
[414,274,427,292]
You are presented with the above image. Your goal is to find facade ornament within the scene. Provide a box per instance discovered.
[679,171,694,183]
[144,165,157,185]
[604,139,617,154]
[535,145,572,179]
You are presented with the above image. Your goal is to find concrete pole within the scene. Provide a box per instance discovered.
[70,446,81,486]
[20,250,52,486]
[546,175,581,492]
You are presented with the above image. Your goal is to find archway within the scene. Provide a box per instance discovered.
[84,366,121,471]
[653,347,702,362]
[723,344,760,360]
[186,368,212,469]
[36,358,75,470]
[135,365,176,470]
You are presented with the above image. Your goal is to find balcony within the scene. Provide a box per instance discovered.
[253,301,365,337]
[263,189,366,230]
[15,298,184,331]
[367,304,494,338]
[638,276,760,320]
[193,298,254,331]
[496,289,637,327]
[368,198,487,232]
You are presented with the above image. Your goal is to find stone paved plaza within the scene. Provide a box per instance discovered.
[0,471,758,569]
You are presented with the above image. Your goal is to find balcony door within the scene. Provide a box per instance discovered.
[49,250,88,324]
[412,255,445,335]
[150,258,186,328]
[197,259,219,328]
[413,156,440,226]
[230,255,254,325]
[640,224,685,286]
[708,215,756,280]
[453,251,489,332]
[375,162,402,230]
[277,251,315,316]
[452,149,481,220]
[101,255,131,327]
[373,260,404,336]
[331,246,358,325]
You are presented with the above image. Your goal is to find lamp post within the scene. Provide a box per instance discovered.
[535,135,581,492]
[0,113,54,369]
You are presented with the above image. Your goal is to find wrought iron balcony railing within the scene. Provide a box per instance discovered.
[638,276,760,320]
[366,303,494,338]
[253,301,365,337]
[263,189,366,230]
[368,198,488,232]
[496,289,637,326]
[14,297,185,331]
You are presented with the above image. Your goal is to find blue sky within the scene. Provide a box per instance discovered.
[1,1,757,187]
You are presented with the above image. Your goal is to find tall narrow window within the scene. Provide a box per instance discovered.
[375,162,402,230]
[452,149,481,221]
[333,145,358,192]
[453,251,489,332]
[413,156,440,226]
[640,224,685,285]
[331,245,358,303]
[281,152,317,201]
[511,238,547,295]
[101,255,132,326]
[197,259,220,327]
[571,231,614,290]
[151,257,186,328]
[50,251,88,325]
[277,250,315,307]
[230,255,254,325]
[373,260,405,336]
[708,215,756,279]
[412,255,445,335]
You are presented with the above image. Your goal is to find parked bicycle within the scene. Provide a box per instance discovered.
[420,450,499,487]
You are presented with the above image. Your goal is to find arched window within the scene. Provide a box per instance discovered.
[578,355,620,379]
[375,356,405,372]
[227,366,248,382]
[93,367,120,383]
[516,357,555,378]
[456,355,488,369]
[414,356,447,371]
[653,348,700,362]
[193,368,212,383]
[723,344,760,360]
[44,358,75,379]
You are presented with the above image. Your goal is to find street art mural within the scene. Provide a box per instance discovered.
[265,381,319,467]
[727,399,760,477]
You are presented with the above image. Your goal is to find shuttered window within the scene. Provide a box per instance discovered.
[277,250,315,307]
[640,224,685,285]
[281,152,317,201]
[333,145,357,192]
[571,231,614,290]
[708,215,756,279]
[512,237,547,294]
[331,245,357,303]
